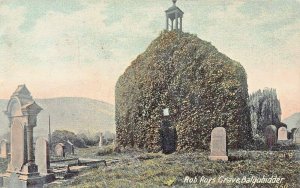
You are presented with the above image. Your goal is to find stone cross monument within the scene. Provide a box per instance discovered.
[165,0,184,32]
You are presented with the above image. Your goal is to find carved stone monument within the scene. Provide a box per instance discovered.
[209,127,228,161]
[65,140,74,155]
[278,127,288,141]
[2,85,48,187]
[35,138,50,174]
[293,128,300,145]
[10,121,26,171]
[0,139,8,159]
[293,129,300,160]
[35,137,55,183]
[264,125,277,149]
[55,143,65,157]
[99,133,103,148]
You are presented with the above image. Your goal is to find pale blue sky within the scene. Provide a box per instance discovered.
[0,0,299,118]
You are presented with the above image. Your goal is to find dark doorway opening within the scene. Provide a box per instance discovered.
[160,119,177,154]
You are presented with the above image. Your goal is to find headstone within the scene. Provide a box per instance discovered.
[55,143,65,157]
[35,138,50,174]
[2,85,50,187]
[293,128,300,145]
[99,133,103,147]
[0,139,8,158]
[65,140,74,155]
[10,120,25,171]
[278,127,288,141]
[264,125,277,149]
[209,127,228,161]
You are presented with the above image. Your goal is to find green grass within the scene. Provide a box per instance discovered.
[45,147,300,188]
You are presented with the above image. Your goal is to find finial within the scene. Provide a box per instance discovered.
[172,0,177,6]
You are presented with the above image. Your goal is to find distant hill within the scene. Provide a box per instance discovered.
[0,97,115,139]
[283,112,300,131]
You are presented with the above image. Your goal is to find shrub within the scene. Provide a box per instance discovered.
[77,132,100,146]
[51,130,87,148]
[96,146,114,156]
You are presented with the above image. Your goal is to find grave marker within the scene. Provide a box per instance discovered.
[293,128,300,145]
[10,120,25,171]
[209,127,228,161]
[0,139,8,159]
[65,140,74,155]
[278,127,288,141]
[35,137,50,174]
[99,133,103,148]
[264,125,277,149]
[55,143,65,157]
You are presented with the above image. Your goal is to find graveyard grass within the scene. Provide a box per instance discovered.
[46,145,300,188]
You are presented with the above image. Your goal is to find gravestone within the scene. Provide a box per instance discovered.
[0,139,8,158]
[2,85,52,187]
[35,138,49,174]
[99,133,103,147]
[65,140,74,155]
[209,127,228,161]
[293,128,300,145]
[10,120,25,171]
[55,143,65,157]
[278,127,288,141]
[264,125,277,149]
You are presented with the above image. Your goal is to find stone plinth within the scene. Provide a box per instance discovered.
[2,172,46,188]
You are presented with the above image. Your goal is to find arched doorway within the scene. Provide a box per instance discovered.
[160,119,177,154]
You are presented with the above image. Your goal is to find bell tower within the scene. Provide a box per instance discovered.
[165,0,184,32]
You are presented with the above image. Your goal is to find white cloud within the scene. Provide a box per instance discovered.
[0,5,27,74]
